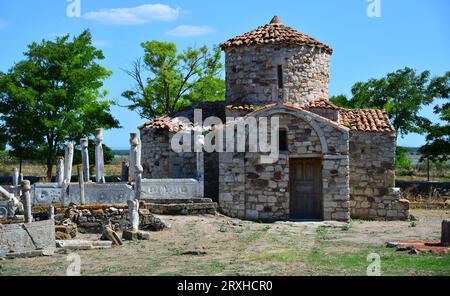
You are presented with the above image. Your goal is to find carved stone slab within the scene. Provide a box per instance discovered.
[0,201,7,219]
[66,183,133,206]
[32,183,64,205]
[0,220,56,253]
[141,179,201,200]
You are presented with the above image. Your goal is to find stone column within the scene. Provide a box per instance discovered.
[21,180,32,223]
[134,165,143,201]
[80,138,90,182]
[64,143,74,184]
[48,206,55,220]
[12,168,19,196]
[77,166,85,205]
[121,161,129,183]
[442,220,450,247]
[12,168,19,187]
[127,199,139,232]
[56,156,65,186]
[195,134,204,198]
[95,129,105,184]
[129,133,140,182]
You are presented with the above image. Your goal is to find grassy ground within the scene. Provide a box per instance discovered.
[1,209,449,276]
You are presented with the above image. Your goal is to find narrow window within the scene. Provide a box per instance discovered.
[279,129,288,151]
[277,65,284,89]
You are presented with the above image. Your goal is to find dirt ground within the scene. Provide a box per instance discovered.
[1,209,449,276]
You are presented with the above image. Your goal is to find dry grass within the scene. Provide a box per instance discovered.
[1,209,449,276]
[0,163,122,178]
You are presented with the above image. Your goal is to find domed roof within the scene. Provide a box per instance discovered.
[220,16,333,54]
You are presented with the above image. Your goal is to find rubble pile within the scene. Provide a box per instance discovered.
[53,203,168,237]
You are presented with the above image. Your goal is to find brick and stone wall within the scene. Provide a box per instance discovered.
[141,127,220,200]
[349,131,409,220]
[219,109,350,222]
[141,128,196,179]
[225,45,331,105]
[141,128,171,179]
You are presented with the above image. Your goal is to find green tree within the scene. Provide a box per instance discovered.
[330,68,450,137]
[122,41,225,119]
[72,139,115,166]
[395,147,412,170]
[0,30,120,178]
[419,97,450,162]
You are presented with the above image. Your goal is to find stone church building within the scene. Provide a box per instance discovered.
[139,16,410,222]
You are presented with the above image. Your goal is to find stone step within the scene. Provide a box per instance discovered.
[145,202,217,216]
[142,198,214,205]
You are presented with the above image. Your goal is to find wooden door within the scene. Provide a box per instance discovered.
[290,158,323,220]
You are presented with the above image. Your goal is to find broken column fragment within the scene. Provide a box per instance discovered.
[64,143,74,184]
[95,128,105,184]
[56,156,64,186]
[21,180,32,223]
[12,168,19,187]
[129,133,140,182]
[77,165,86,205]
[121,161,129,183]
[442,220,450,247]
[134,165,143,201]
[80,138,90,182]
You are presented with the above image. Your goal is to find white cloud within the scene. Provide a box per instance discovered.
[83,4,180,25]
[166,25,215,37]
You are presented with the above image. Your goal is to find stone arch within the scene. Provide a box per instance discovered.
[248,107,334,154]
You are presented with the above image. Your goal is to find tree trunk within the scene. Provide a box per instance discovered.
[47,157,54,180]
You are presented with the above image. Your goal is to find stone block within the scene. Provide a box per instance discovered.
[66,183,133,205]
[0,220,55,254]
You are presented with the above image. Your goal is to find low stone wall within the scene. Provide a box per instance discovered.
[396,180,450,197]
[32,183,133,206]
[0,219,55,254]
[66,183,133,205]
[349,131,409,220]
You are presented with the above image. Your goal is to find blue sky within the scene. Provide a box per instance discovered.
[0,0,449,149]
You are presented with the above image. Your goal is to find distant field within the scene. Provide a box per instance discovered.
[397,175,450,182]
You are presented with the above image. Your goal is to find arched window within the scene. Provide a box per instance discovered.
[277,65,284,89]
[279,128,288,151]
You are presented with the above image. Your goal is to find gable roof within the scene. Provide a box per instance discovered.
[338,109,395,133]
[140,99,394,133]
[220,16,333,54]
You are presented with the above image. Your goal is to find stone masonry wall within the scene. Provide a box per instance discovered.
[141,128,170,179]
[349,131,409,220]
[225,45,331,105]
[141,128,220,199]
[141,128,197,179]
[219,110,350,222]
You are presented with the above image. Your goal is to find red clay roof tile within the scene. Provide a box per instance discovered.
[220,16,333,54]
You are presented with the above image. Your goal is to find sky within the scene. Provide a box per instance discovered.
[0,0,449,149]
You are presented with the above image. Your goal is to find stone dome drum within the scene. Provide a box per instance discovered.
[221,16,333,105]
